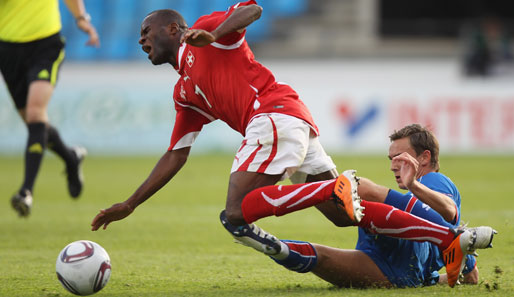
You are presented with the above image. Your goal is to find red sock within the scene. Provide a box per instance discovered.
[359,200,454,250]
[242,179,336,223]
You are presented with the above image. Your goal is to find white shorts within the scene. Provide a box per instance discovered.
[231,113,336,183]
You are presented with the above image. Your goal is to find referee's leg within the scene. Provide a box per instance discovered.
[19,80,53,195]
[22,79,85,200]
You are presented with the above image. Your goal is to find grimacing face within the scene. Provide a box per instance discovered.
[388,137,421,190]
[139,15,174,65]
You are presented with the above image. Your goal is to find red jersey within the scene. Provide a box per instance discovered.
[169,0,317,151]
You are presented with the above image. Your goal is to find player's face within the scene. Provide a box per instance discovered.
[388,137,419,189]
[139,16,174,65]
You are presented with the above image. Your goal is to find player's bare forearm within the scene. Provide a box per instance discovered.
[182,5,262,47]
[63,0,87,19]
[394,153,456,222]
[63,0,100,46]
[126,148,190,209]
[212,4,262,39]
[91,148,190,231]
[357,178,389,203]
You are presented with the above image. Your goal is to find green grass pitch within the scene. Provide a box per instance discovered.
[0,154,513,296]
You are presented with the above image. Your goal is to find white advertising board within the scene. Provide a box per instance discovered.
[1,59,513,154]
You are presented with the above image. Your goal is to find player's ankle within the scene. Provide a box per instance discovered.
[271,240,317,273]
[224,209,247,226]
[270,241,290,260]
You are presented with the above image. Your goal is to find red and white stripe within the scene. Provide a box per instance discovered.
[260,180,334,209]
[359,200,455,249]
[404,196,418,213]
[235,115,278,173]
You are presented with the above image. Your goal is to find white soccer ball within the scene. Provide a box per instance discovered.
[56,240,112,296]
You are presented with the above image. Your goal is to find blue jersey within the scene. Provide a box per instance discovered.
[356,172,465,287]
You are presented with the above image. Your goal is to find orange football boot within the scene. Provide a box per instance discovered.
[332,169,364,223]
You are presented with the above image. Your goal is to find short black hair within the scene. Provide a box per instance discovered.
[147,9,188,28]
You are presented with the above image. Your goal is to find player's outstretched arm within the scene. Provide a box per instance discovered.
[63,0,100,47]
[438,266,479,285]
[393,152,457,222]
[91,147,191,231]
[181,4,262,47]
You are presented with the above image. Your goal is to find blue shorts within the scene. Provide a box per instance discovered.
[356,229,440,287]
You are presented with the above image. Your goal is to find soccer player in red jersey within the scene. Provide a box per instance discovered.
[91,2,495,286]
[91,1,346,235]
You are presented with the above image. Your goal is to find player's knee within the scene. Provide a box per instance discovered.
[24,106,48,123]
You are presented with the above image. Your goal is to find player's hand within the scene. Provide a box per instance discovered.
[462,266,479,284]
[91,202,133,231]
[76,19,100,47]
[180,29,216,47]
[392,152,419,189]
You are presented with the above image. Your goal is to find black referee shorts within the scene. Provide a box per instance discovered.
[0,32,65,109]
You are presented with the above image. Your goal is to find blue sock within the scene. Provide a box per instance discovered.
[463,255,477,274]
[385,189,453,228]
[271,240,317,273]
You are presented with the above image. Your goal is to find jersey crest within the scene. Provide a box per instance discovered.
[186,51,195,68]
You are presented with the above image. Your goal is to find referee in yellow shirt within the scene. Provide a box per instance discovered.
[0,0,99,217]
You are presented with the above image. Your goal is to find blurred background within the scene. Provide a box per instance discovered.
[1,0,514,155]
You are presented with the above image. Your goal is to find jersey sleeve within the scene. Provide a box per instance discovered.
[191,0,257,46]
[419,173,454,197]
[168,99,212,151]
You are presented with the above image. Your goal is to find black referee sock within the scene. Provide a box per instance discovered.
[21,122,47,193]
[47,125,75,165]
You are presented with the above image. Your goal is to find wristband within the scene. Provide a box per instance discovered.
[76,13,91,23]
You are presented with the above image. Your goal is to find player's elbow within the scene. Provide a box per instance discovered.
[442,205,457,223]
[248,4,262,21]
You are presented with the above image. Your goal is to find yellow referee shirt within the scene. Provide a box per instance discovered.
[0,0,62,42]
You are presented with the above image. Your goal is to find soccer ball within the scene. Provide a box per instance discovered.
[56,240,112,296]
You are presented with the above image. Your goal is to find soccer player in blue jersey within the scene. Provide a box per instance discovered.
[271,124,486,288]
